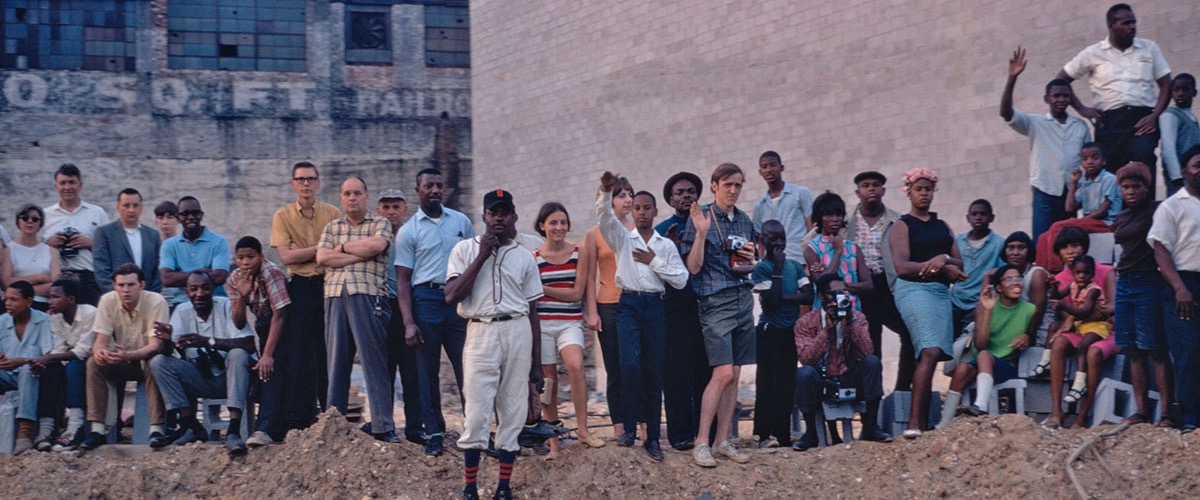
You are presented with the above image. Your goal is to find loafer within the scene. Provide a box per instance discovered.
[670,440,694,451]
[425,434,445,456]
[463,485,480,500]
[520,420,560,440]
[643,440,664,461]
[78,431,106,451]
[373,430,402,444]
[616,431,636,447]
[791,434,818,451]
[492,486,513,500]
[226,434,248,455]
[245,431,275,448]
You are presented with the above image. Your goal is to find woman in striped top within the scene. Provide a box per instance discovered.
[535,202,605,456]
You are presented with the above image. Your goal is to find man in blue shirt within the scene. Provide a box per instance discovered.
[752,151,813,259]
[679,163,757,467]
[159,196,230,308]
[393,168,476,457]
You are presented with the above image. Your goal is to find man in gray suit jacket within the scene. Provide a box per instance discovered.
[94,188,162,293]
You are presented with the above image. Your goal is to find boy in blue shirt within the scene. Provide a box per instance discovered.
[1066,142,1122,225]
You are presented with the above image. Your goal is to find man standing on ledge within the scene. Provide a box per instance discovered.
[43,164,110,306]
[317,176,398,443]
[679,163,758,467]
[271,161,341,424]
[446,190,543,500]
[1058,3,1171,187]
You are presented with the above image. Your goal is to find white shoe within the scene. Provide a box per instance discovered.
[692,444,717,467]
[715,440,751,463]
[245,431,275,448]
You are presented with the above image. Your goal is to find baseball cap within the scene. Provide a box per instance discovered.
[483,189,514,211]
[379,188,406,202]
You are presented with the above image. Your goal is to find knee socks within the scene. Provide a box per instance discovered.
[65,408,85,437]
[498,449,516,489]
[974,373,994,410]
[36,417,55,441]
[463,449,481,486]
[939,391,963,429]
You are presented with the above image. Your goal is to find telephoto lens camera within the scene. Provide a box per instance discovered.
[834,290,852,318]
[823,376,857,402]
[59,226,79,259]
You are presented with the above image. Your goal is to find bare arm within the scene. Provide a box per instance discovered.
[999,47,1025,122]
[445,237,497,305]
[1058,288,1100,318]
[1083,199,1111,221]
[583,229,602,331]
[342,235,389,258]
[124,337,165,362]
[316,246,366,268]
[1156,241,1195,321]
[1134,74,1174,135]
[276,244,319,266]
[1025,268,1049,337]
[685,203,710,275]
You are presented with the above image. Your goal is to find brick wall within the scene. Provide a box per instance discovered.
[471,0,1199,241]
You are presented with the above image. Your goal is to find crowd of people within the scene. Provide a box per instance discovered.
[0,3,1198,499]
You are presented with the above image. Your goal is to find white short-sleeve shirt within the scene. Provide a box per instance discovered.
[447,237,544,319]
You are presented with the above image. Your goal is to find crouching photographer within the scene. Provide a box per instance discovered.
[792,273,890,450]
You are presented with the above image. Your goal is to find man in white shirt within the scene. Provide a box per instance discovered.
[43,164,110,305]
[1149,145,1200,432]
[596,171,688,461]
[94,188,162,293]
[1057,3,1172,189]
[752,151,813,258]
[31,277,96,452]
[148,270,256,454]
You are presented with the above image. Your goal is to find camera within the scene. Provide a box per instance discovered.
[823,376,857,402]
[723,235,748,252]
[59,226,79,259]
[833,291,852,318]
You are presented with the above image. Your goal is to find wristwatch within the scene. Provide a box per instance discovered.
[207,337,216,348]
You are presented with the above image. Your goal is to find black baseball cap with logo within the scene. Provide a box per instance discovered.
[483,189,514,211]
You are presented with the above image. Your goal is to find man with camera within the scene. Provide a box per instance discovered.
[792,273,890,451]
[148,270,256,455]
[43,164,110,306]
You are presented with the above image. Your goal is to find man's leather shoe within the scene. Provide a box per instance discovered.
[226,434,248,455]
[78,431,106,450]
[425,434,444,456]
[373,431,402,444]
[670,439,694,451]
[406,432,427,445]
[860,428,893,443]
[643,440,664,461]
[791,434,818,451]
[616,431,636,447]
[493,486,513,500]
[172,427,207,446]
[463,485,480,500]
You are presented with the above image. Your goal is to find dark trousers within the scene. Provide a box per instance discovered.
[411,285,466,436]
[326,292,394,433]
[1031,187,1071,247]
[37,358,87,418]
[616,292,666,441]
[859,273,915,390]
[253,318,287,439]
[387,300,423,439]
[1097,106,1159,187]
[1166,271,1200,426]
[285,275,326,425]
[662,290,709,445]
[753,323,796,444]
[794,355,883,414]
[74,270,101,306]
[596,302,624,428]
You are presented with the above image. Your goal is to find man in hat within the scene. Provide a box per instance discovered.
[376,188,422,444]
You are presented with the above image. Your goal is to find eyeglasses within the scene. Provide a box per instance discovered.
[18,215,41,223]
[1000,276,1023,284]
[178,210,204,218]
[292,176,319,184]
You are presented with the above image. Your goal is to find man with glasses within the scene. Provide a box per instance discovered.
[159,197,230,309]
[43,164,110,306]
[270,161,341,425]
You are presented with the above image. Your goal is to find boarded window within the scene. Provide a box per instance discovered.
[425,5,468,68]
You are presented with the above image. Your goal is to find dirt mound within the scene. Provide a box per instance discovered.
[1,413,1198,499]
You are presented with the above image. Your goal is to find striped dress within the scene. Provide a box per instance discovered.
[534,246,583,321]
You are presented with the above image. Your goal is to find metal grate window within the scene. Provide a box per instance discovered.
[345,6,390,65]
[167,0,306,72]
[0,0,136,71]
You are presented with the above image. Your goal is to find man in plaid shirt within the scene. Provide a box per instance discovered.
[227,236,292,447]
[316,176,399,443]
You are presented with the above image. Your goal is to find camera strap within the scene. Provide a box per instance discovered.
[817,313,845,375]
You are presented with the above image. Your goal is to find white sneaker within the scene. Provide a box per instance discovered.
[693,444,718,467]
[715,440,751,463]
[245,431,275,448]
[758,436,779,449]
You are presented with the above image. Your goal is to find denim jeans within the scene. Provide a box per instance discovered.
[616,292,666,441]
[1165,271,1200,426]
[1031,187,1069,246]
[37,358,87,418]
[794,355,883,414]
[0,366,39,421]
[412,285,466,435]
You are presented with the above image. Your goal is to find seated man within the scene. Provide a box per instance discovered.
[80,263,169,450]
[149,270,255,455]
[0,281,53,455]
[792,273,890,451]
[31,277,97,452]
[939,265,1036,426]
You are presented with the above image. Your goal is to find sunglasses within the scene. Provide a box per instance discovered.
[292,176,320,184]
[18,215,42,223]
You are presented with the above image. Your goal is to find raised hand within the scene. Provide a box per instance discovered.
[600,171,620,193]
[1008,46,1026,78]
[689,202,711,235]
[979,284,997,311]
[479,232,501,256]
[1070,169,1082,183]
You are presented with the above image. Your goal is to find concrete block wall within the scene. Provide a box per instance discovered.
[0,0,471,257]
[471,0,1199,241]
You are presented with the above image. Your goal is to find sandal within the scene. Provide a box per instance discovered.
[1031,360,1051,378]
[1122,413,1150,425]
[1063,387,1086,404]
[1155,418,1176,429]
[579,435,606,448]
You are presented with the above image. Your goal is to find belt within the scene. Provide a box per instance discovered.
[69,269,95,275]
[622,290,664,299]
[469,315,517,323]
[416,282,447,290]
[290,275,324,282]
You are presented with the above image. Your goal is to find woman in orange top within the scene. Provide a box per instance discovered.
[584,176,633,438]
